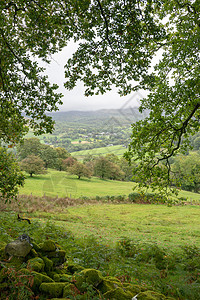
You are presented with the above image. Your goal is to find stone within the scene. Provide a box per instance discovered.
[103,287,134,299]
[66,263,85,274]
[54,274,72,282]
[40,240,56,252]
[63,283,77,297]
[5,239,32,257]
[42,256,53,272]
[27,257,45,272]
[75,268,103,292]
[98,278,122,294]
[137,290,167,300]
[39,282,66,298]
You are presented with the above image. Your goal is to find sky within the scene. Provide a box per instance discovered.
[43,43,147,112]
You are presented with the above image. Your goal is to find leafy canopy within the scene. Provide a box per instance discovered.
[0,0,199,199]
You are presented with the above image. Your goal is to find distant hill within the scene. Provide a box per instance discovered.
[48,108,149,127]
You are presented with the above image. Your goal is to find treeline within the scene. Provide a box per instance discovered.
[17,138,200,193]
[17,138,133,181]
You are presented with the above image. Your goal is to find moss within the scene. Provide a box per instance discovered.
[66,263,85,274]
[98,278,122,294]
[39,282,66,298]
[123,283,141,295]
[103,287,133,299]
[63,283,77,297]
[42,256,53,272]
[57,250,66,258]
[137,290,167,300]
[40,240,56,252]
[75,268,103,292]
[54,274,72,282]
[44,251,57,258]
[27,257,45,272]
[32,242,41,252]
[20,268,31,275]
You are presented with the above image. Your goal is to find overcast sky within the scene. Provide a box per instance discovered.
[43,43,147,112]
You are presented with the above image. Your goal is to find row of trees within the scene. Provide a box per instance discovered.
[17,138,133,181]
[17,138,200,193]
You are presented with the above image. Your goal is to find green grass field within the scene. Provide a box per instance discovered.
[19,169,200,202]
[46,203,200,250]
[71,145,127,160]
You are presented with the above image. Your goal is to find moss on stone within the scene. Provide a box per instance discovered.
[66,263,85,274]
[54,274,72,282]
[123,283,141,295]
[42,256,53,272]
[40,240,56,252]
[63,283,77,297]
[57,250,66,258]
[27,257,45,272]
[137,290,167,300]
[32,242,41,252]
[103,287,133,299]
[39,282,66,298]
[98,278,122,294]
[75,268,103,292]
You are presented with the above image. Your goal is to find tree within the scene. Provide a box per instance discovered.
[55,147,71,171]
[1,1,199,199]
[39,144,58,169]
[69,162,92,179]
[63,0,199,196]
[0,147,24,202]
[17,138,42,160]
[62,157,77,171]
[20,155,46,177]
[172,153,200,193]
[94,156,124,180]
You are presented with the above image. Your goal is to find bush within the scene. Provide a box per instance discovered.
[128,192,141,202]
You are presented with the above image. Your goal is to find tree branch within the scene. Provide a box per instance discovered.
[96,0,114,53]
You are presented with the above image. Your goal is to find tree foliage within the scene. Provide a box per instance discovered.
[1,0,199,199]
[20,155,46,177]
[0,147,24,202]
[69,162,92,179]
[172,152,200,193]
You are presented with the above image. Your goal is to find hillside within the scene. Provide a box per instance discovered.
[25,108,149,152]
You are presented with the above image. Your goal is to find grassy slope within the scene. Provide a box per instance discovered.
[19,169,200,201]
[71,145,127,160]
[53,203,200,250]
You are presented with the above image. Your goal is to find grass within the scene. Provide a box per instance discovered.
[19,169,200,202]
[1,199,200,299]
[54,204,200,249]
[19,169,137,198]
[71,145,127,160]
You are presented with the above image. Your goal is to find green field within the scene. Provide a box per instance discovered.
[19,169,200,202]
[71,145,127,160]
[50,203,200,249]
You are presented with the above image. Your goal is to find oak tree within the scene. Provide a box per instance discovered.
[20,155,46,177]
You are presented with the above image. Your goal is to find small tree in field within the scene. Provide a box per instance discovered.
[20,155,46,177]
[69,162,91,179]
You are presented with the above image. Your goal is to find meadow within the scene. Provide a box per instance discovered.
[18,169,200,202]
[71,145,127,160]
[1,169,200,299]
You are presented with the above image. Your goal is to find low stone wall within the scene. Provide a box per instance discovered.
[0,235,175,299]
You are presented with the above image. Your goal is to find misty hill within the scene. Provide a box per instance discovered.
[48,108,149,127]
